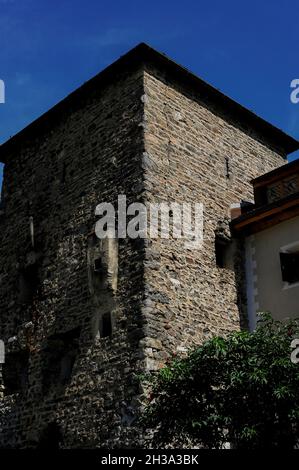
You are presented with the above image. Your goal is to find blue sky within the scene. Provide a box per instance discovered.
[0,0,299,188]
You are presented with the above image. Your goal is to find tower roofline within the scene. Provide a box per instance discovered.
[1,42,298,163]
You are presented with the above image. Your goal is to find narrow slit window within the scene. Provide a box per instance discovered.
[42,328,80,392]
[225,157,231,179]
[2,351,29,396]
[215,237,227,268]
[94,257,105,274]
[18,263,39,304]
[99,312,112,338]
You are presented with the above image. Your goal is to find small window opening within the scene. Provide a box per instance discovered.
[280,251,299,284]
[2,350,29,396]
[43,328,80,392]
[18,263,39,304]
[225,157,231,179]
[38,422,63,449]
[215,236,229,268]
[99,312,112,338]
[94,257,105,274]
[59,351,77,385]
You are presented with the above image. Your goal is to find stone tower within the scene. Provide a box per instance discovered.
[0,43,298,448]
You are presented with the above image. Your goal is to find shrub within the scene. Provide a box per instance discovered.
[143,314,299,449]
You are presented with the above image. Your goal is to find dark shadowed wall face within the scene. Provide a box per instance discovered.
[0,66,147,448]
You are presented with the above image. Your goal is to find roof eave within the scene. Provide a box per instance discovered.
[1,42,298,164]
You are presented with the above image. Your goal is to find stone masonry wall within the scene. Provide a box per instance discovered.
[0,66,147,448]
[140,66,286,370]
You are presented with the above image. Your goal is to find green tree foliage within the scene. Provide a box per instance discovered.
[143,314,299,449]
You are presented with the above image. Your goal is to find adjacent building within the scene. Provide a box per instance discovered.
[232,158,299,329]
